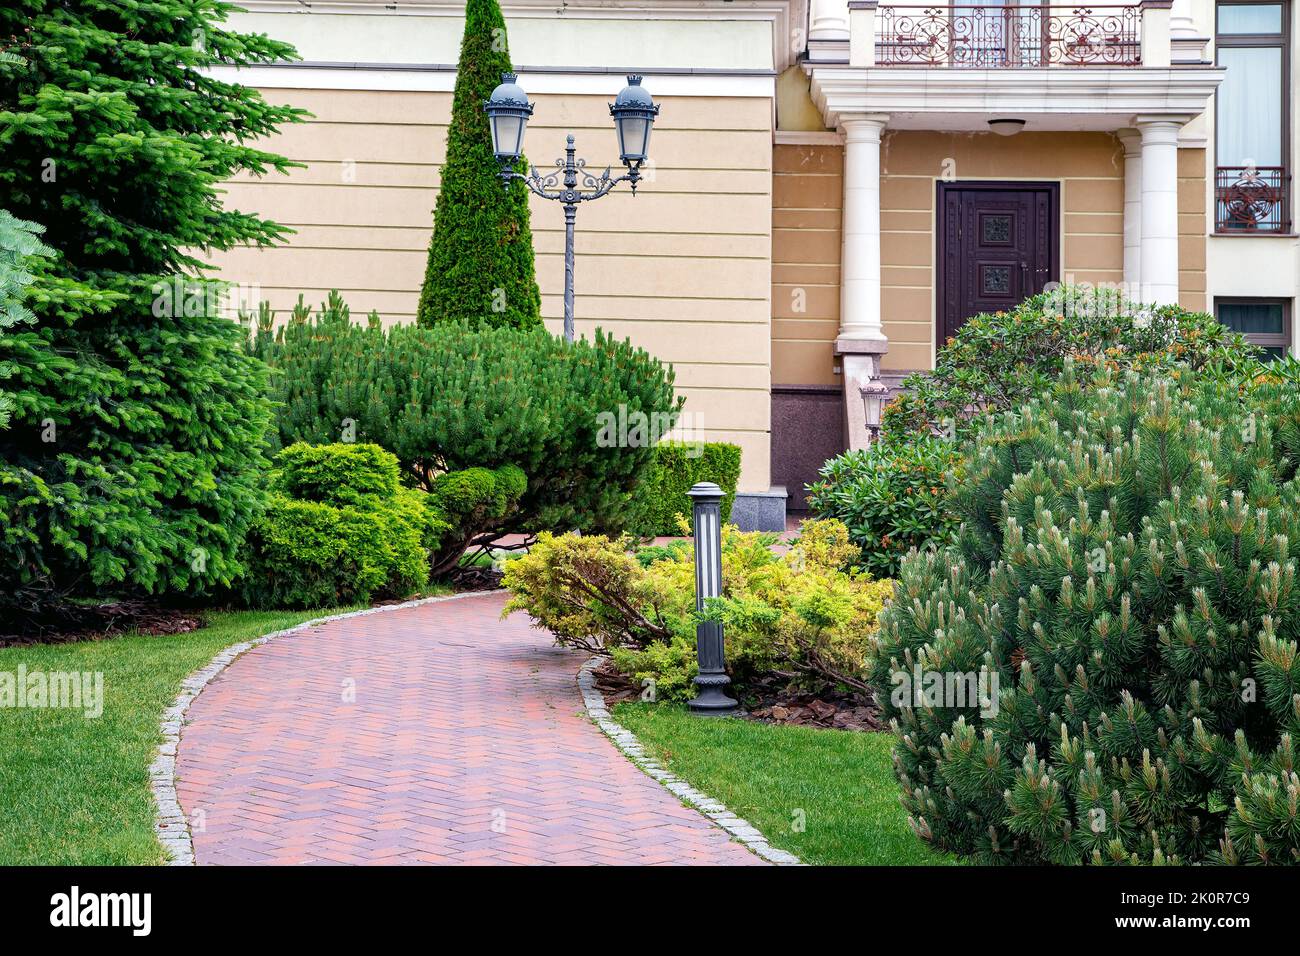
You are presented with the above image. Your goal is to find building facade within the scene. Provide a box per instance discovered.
[210,0,1295,528]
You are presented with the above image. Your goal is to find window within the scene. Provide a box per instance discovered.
[1216,298,1292,358]
[1214,2,1291,232]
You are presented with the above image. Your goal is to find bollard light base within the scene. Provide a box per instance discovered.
[689,675,740,717]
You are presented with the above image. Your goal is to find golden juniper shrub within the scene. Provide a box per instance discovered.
[503,518,894,700]
[501,531,679,654]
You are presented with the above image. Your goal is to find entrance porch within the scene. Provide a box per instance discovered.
[798,1,1224,450]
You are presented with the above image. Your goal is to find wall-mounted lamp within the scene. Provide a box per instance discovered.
[860,373,890,443]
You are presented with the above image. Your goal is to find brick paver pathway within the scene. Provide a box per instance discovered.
[175,592,763,865]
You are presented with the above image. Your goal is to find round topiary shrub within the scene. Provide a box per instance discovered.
[239,443,435,609]
[869,363,1300,865]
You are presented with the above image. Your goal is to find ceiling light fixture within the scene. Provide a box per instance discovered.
[988,118,1027,137]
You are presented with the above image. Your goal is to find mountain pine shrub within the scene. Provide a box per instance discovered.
[416,0,541,329]
[0,1,304,614]
[870,363,1300,865]
[251,293,679,569]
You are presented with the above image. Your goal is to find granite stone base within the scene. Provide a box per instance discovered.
[730,486,788,532]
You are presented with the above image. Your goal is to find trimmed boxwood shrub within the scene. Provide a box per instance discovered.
[806,437,962,577]
[631,441,742,536]
[275,441,401,506]
[426,464,527,577]
[239,443,435,609]
[870,363,1300,865]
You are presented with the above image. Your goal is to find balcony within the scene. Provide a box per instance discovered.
[1215,166,1291,233]
[804,0,1222,146]
[810,0,1180,69]
[874,6,1142,68]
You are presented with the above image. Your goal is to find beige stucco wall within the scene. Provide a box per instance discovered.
[229,6,781,72]
[208,86,775,491]
[770,131,1209,383]
[1178,147,1208,313]
[772,143,842,387]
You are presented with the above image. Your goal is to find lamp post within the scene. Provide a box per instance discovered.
[687,482,739,716]
[485,73,659,343]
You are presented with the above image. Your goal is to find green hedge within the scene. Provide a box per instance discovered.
[632,441,741,536]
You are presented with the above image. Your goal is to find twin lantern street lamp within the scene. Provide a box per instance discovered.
[486,77,730,715]
[485,73,658,342]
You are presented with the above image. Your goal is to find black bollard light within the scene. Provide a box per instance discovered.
[687,482,739,716]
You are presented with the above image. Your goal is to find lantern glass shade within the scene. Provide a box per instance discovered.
[615,114,651,163]
[484,73,533,161]
[609,75,658,165]
[490,112,527,160]
[864,392,884,428]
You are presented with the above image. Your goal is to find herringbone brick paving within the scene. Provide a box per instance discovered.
[175,592,763,865]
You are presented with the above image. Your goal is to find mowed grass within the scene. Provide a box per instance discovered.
[0,607,359,865]
[612,702,958,866]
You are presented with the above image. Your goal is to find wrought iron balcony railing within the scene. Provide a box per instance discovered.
[1215,166,1291,233]
[875,5,1143,67]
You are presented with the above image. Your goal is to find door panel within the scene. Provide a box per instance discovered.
[937,182,1059,345]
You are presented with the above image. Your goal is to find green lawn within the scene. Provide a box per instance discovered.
[612,702,958,866]
[0,607,359,865]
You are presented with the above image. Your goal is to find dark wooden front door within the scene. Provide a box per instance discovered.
[937,182,1059,344]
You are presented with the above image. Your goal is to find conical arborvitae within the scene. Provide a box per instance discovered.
[417,0,542,330]
[870,363,1300,864]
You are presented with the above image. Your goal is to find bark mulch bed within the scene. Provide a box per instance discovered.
[0,601,206,648]
[2,568,507,648]
[590,658,882,733]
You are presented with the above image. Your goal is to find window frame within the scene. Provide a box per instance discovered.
[1214,296,1293,356]
[1213,1,1292,233]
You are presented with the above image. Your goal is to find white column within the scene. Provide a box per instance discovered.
[1170,0,1195,36]
[1168,0,1211,62]
[1116,129,1143,295]
[836,114,889,452]
[839,115,888,340]
[809,0,851,41]
[1137,117,1182,306]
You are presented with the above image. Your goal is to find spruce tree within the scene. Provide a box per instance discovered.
[416,0,542,329]
[0,1,305,613]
